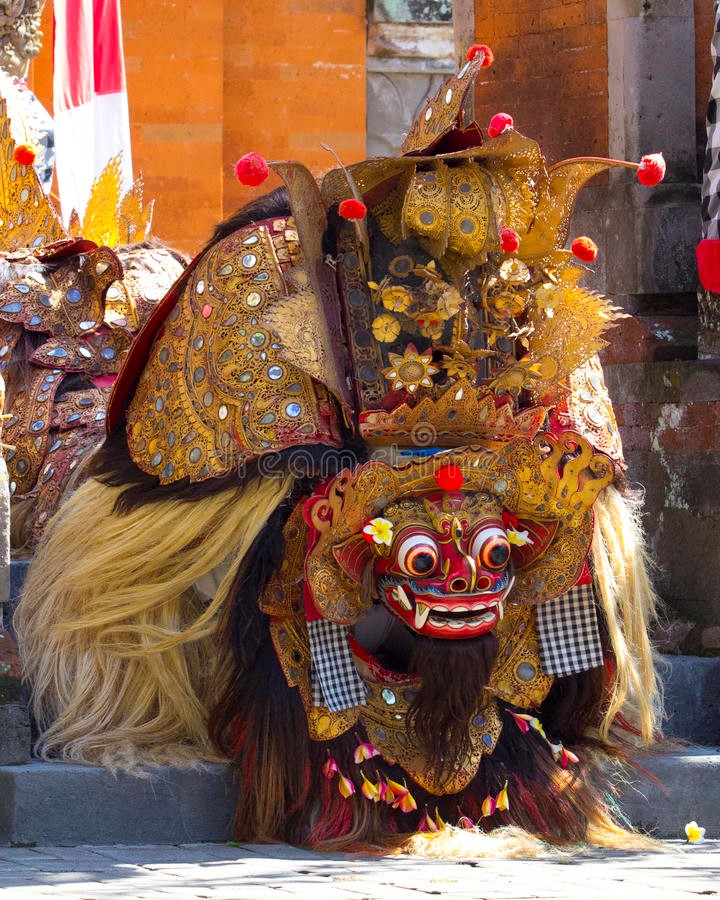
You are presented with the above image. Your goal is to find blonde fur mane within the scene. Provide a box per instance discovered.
[15,473,292,770]
[592,483,662,744]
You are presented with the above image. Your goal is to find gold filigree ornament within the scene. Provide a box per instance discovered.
[125,220,346,484]
[382,345,439,393]
[0,98,155,252]
[359,379,548,446]
[0,246,123,338]
[0,97,65,250]
[69,154,154,247]
[304,435,613,625]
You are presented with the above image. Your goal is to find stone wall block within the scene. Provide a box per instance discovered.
[605,360,720,405]
[0,629,29,765]
[607,0,696,176]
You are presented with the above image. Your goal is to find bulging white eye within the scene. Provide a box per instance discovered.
[395,533,439,577]
[469,525,511,571]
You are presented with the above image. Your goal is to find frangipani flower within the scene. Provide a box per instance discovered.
[507,529,533,547]
[510,711,532,733]
[360,772,382,802]
[396,788,417,813]
[434,283,463,318]
[685,821,706,844]
[385,778,407,806]
[338,772,356,799]
[558,746,579,769]
[418,811,439,832]
[375,778,388,802]
[382,344,439,393]
[496,782,510,812]
[534,283,563,317]
[481,794,497,817]
[362,517,394,546]
[322,754,338,779]
[511,712,547,739]
[354,740,381,763]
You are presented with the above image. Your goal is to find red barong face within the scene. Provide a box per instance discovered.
[374,492,513,638]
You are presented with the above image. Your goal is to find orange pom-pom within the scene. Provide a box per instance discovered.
[500,227,520,253]
[338,198,367,221]
[434,465,464,492]
[637,153,666,186]
[488,112,513,138]
[13,144,36,166]
[571,236,598,262]
[466,44,494,67]
[234,152,269,186]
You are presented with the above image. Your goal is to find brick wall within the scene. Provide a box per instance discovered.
[28,1,367,255]
[222,0,366,224]
[471,0,609,164]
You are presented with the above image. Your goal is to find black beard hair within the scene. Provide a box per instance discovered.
[407,631,500,787]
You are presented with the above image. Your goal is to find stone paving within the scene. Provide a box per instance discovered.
[0,840,716,900]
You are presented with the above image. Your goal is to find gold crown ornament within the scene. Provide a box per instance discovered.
[115,44,665,484]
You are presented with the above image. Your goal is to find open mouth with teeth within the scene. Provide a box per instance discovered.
[377,571,513,638]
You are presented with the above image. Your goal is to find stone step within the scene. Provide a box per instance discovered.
[0,748,717,846]
[0,761,236,846]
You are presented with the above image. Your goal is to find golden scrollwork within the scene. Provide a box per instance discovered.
[125,220,344,484]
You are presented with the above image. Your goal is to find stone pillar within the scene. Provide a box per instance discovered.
[601,0,701,308]
[599,1,720,646]
[0,0,46,81]
[0,375,29,764]
[367,0,454,157]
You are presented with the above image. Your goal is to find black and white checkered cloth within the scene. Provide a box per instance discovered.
[308,618,368,711]
[702,3,720,238]
[535,583,604,677]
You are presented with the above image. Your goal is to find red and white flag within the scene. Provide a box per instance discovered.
[53,0,133,222]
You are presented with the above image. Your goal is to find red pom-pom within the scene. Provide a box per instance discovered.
[637,153,666,187]
[488,112,513,138]
[697,239,720,293]
[234,152,269,186]
[13,144,36,166]
[571,236,598,263]
[500,227,520,253]
[466,44,494,67]
[434,465,464,492]
[338,198,367,221]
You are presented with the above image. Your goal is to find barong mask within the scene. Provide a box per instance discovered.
[373,491,513,639]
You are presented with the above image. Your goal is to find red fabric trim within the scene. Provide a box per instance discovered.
[697,239,720,293]
[574,560,592,586]
[93,0,126,96]
[54,0,126,113]
[53,0,94,112]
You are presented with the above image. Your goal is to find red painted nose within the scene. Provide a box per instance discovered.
[443,554,476,593]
